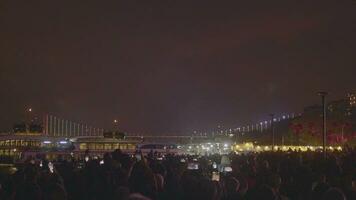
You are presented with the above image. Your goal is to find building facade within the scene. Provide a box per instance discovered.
[348,92,356,107]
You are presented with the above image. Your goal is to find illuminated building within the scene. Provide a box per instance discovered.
[348,92,356,107]
[327,99,350,116]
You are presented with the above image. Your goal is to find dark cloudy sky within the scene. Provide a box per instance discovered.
[0,0,355,134]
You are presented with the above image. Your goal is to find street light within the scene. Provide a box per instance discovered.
[318,91,328,158]
[26,107,33,124]
[113,119,119,131]
[270,114,275,149]
[26,107,33,133]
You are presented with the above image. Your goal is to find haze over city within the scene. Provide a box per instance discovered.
[1,0,355,134]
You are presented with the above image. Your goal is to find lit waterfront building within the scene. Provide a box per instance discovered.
[348,92,356,107]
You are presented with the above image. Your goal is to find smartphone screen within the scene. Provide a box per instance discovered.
[212,171,220,181]
[135,154,141,161]
[224,166,232,172]
[48,162,54,173]
[187,162,199,170]
[212,162,217,169]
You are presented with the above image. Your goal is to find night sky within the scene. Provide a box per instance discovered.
[0,1,355,134]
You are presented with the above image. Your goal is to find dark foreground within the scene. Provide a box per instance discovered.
[0,149,356,200]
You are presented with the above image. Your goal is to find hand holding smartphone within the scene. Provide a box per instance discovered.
[135,153,142,161]
[48,162,54,173]
[212,171,220,181]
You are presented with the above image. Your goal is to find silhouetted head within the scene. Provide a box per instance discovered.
[267,173,282,191]
[15,183,42,200]
[44,183,67,200]
[323,188,346,200]
[252,185,276,200]
[129,161,157,199]
[225,177,240,194]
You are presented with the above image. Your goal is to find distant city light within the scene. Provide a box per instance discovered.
[43,141,51,144]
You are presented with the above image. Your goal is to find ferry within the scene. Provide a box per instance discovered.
[0,132,142,162]
[137,143,184,155]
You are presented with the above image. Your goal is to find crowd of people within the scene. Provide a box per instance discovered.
[0,148,355,200]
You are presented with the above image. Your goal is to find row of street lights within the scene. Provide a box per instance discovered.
[27,91,329,157]
[269,92,328,157]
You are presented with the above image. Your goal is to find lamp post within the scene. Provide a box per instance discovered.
[318,92,328,158]
[270,114,275,150]
[26,108,33,133]
[27,108,32,122]
[113,119,119,131]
